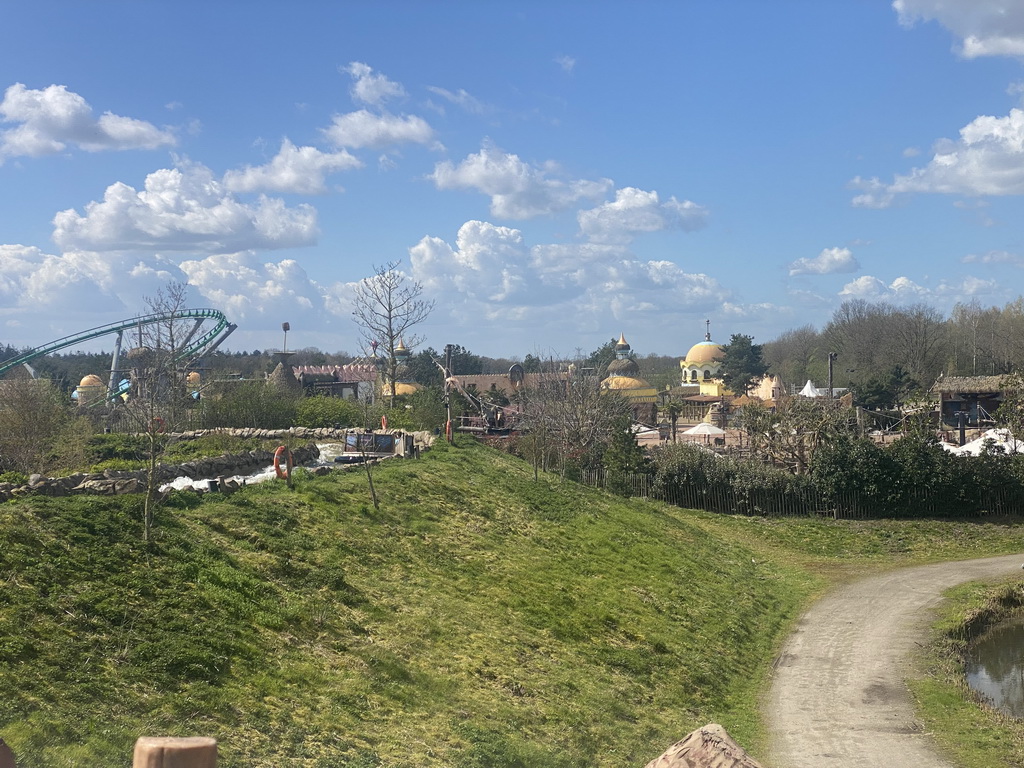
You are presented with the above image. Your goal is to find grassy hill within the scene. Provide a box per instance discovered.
[2,438,1024,767]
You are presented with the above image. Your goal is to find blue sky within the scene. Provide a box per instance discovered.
[2,1,1024,359]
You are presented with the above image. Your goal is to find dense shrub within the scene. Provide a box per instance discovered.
[295,395,364,428]
[196,383,298,429]
[646,434,1024,519]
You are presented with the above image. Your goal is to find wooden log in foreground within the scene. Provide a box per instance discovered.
[133,737,217,768]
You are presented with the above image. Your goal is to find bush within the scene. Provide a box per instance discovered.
[197,382,299,429]
[295,395,363,428]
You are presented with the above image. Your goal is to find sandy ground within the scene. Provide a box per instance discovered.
[766,553,1024,768]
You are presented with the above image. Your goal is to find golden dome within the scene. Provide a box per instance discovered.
[685,341,725,365]
[186,372,201,386]
[602,375,650,391]
[79,374,104,388]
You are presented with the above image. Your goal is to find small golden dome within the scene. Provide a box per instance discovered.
[186,372,201,386]
[79,374,104,388]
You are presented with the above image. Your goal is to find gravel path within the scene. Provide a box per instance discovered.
[766,553,1024,768]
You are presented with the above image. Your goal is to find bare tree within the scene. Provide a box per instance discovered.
[352,261,434,408]
[521,364,633,480]
[123,281,193,542]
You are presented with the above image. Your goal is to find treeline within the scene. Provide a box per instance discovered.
[764,297,1024,409]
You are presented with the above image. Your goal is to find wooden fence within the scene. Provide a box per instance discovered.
[0,737,216,768]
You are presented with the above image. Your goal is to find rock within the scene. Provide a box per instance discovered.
[113,478,144,494]
[643,724,764,768]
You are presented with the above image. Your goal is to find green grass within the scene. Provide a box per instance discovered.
[2,438,1024,767]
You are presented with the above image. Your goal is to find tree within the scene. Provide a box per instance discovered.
[352,261,435,408]
[585,338,619,373]
[0,377,77,475]
[739,397,854,474]
[520,364,633,480]
[123,280,196,543]
[762,325,824,388]
[720,334,767,396]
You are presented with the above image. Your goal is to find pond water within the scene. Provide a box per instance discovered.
[966,616,1024,718]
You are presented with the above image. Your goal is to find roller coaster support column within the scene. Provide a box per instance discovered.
[107,331,124,401]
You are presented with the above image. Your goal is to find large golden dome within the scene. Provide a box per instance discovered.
[685,340,725,364]
[79,374,104,388]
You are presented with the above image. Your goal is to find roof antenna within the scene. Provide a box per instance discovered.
[705,319,712,342]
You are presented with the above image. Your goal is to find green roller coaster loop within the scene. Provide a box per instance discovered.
[0,308,237,381]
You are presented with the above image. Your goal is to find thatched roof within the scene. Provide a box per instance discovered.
[931,375,1007,394]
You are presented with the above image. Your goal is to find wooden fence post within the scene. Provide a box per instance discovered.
[133,737,217,768]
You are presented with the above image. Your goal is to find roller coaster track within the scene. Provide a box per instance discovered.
[0,308,236,379]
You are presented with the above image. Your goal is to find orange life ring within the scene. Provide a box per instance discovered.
[152,417,165,434]
[381,414,388,430]
[273,445,293,479]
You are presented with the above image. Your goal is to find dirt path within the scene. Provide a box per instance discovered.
[766,553,1024,768]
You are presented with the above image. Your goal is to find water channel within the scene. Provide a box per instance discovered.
[966,616,1024,718]
[159,442,352,493]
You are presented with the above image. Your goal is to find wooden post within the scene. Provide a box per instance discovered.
[133,737,217,768]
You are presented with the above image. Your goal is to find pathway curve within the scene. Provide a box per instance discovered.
[766,552,1024,768]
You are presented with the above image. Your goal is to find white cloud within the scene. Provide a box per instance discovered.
[322,109,436,150]
[408,219,729,331]
[839,275,926,300]
[894,0,1024,59]
[838,273,997,303]
[788,246,860,276]
[0,244,354,349]
[430,142,612,219]
[222,139,362,194]
[962,249,1024,266]
[344,62,406,106]
[556,55,577,73]
[179,252,326,323]
[577,187,709,244]
[425,86,490,116]
[851,108,1024,206]
[0,245,189,321]
[0,83,175,162]
[52,160,318,253]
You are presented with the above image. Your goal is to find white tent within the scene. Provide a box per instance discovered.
[683,422,726,436]
[800,379,824,397]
